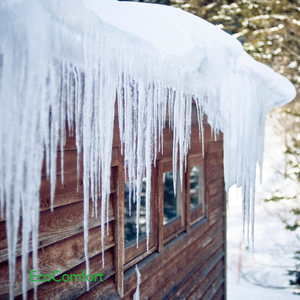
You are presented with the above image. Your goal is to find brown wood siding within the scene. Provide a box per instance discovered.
[0,104,225,300]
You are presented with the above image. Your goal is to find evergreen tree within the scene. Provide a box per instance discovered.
[172,0,300,97]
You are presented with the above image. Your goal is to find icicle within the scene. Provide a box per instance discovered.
[133,265,141,300]
[0,1,296,299]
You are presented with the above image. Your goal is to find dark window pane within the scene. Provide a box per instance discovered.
[163,170,181,225]
[190,165,203,210]
[124,178,149,247]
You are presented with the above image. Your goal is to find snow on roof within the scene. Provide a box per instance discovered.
[86,0,295,108]
[0,0,296,298]
[86,0,243,59]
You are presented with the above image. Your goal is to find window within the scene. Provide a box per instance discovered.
[190,164,203,210]
[163,170,181,225]
[123,166,157,268]
[188,156,205,225]
[124,178,148,246]
[159,160,185,243]
[123,156,205,266]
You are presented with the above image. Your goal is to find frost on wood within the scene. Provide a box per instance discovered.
[0,0,296,299]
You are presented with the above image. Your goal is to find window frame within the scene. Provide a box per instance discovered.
[187,155,206,227]
[158,159,186,244]
[123,164,157,270]
[122,152,206,268]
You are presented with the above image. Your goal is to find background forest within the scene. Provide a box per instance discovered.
[124,0,300,293]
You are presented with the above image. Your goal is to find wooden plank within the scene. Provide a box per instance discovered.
[61,116,120,150]
[38,163,116,213]
[39,151,83,210]
[123,218,223,296]
[209,192,224,213]
[76,276,120,300]
[124,231,156,265]
[156,143,173,160]
[190,205,205,224]
[189,156,204,166]
[217,131,223,142]
[163,227,185,245]
[57,120,77,151]
[200,268,224,300]
[42,149,118,179]
[205,150,209,219]
[190,124,214,144]
[212,283,225,300]
[163,218,182,240]
[155,137,213,160]
[0,197,115,263]
[149,236,224,300]
[202,217,224,249]
[207,164,224,183]
[111,148,119,167]
[187,258,224,300]
[206,151,223,167]
[208,178,224,198]
[114,149,124,297]
[208,141,223,153]
[162,159,173,172]
[29,149,117,216]
[189,142,204,157]
[157,122,213,146]
[17,249,116,300]
[160,126,174,145]
[157,160,164,253]
[185,157,191,232]
[0,222,115,298]
[169,244,224,300]
[112,118,121,147]
[190,213,205,227]
[209,204,224,227]
[124,246,156,272]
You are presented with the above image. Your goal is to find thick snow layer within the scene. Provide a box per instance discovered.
[85,0,243,59]
[0,0,296,299]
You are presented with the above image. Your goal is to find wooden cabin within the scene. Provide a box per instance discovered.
[0,102,226,299]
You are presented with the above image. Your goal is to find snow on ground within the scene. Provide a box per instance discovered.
[227,270,300,300]
[227,114,300,299]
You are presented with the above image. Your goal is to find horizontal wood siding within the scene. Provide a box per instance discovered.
[0,118,121,299]
[0,105,225,300]
[118,119,225,300]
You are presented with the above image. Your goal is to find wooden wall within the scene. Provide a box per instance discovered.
[0,104,225,300]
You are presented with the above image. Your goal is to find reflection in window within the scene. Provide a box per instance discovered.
[124,178,150,247]
[190,165,203,210]
[163,170,181,225]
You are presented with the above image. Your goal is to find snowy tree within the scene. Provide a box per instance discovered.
[172,0,300,96]
[119,0,171,4]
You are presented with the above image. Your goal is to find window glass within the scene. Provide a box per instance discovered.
[163,170,181,225]
[124,178,149,247]
[190,164,203,210]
